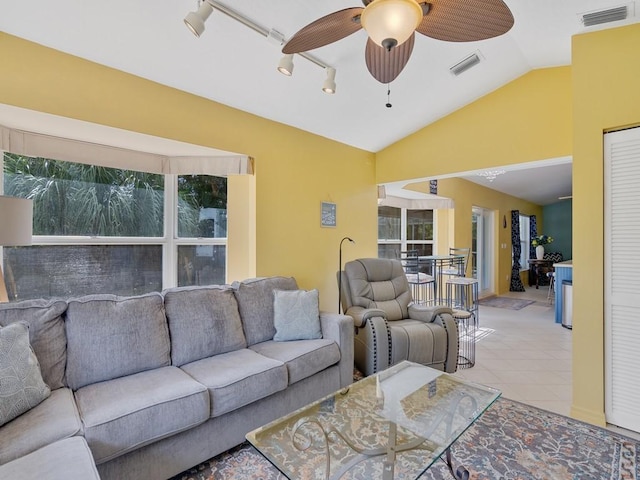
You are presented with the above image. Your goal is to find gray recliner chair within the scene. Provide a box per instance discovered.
[340,258,458,376]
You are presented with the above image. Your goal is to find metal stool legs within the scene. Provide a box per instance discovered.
[445,278,479,369]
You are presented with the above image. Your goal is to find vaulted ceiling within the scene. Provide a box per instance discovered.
[1,0,637,203]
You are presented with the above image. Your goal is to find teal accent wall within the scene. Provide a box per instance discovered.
[543,199,572,260]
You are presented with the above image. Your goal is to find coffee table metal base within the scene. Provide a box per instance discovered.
[247,362,500,480]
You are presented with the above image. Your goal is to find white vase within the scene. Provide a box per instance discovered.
[536,245,545,260]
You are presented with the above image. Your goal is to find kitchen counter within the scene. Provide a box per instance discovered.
[553,260,573,324]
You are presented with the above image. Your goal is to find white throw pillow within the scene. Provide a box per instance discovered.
[0,321,51,427]
[273,289,322,341]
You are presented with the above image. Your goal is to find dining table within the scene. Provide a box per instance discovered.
[418,254,466,303]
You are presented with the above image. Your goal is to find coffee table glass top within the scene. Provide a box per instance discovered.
[246,361,500,479]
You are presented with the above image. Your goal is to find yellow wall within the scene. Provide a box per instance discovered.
[376,67,573,183]
[571,23,640,425]
[409,178,542,294]
[7,23,640,428]
[375,67,569,298]
[0,33,377,312]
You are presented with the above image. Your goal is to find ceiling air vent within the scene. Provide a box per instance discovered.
[450,52,481,76]
[581,5,628,27]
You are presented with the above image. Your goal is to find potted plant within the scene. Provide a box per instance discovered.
[532,234,554,260]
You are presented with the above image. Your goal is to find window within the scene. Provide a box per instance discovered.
[378,206,434,260]
[406,209,434,257]
[176,175,227,287]
[378,206,401,259]
[2,153,227,300]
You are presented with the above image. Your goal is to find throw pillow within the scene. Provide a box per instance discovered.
[0,322,51,427]
[273,289,322,342]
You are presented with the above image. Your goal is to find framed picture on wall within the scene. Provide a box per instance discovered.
[321,202,336,228]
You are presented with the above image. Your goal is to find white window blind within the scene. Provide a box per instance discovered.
[0,126,253,176]
[604,126,640,433]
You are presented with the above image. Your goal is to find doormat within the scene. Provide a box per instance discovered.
[479,296,535,310]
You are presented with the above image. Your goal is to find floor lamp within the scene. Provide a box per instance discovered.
[0,196,33,303]
[338,236,355,314]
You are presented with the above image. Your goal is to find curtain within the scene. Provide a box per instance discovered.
[510,210,526,292]
[529,215,537,259]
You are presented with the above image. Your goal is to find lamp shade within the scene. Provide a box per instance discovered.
[184,1,214,37]
[0,196,33,246]
[277,54,294,76]
[322,67,336,94]
[360,0,423,49]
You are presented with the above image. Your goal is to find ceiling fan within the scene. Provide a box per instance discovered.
[282,0,514,84]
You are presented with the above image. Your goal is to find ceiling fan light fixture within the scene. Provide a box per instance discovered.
[360,0,423,49]
[184,1,214,38]
[277,54,294,76]
[477,169,506,182]
[322,67,337,94]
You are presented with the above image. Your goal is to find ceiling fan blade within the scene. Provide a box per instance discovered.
[282,8,364,54]
[365,34,415,84]
[416,0,514,42]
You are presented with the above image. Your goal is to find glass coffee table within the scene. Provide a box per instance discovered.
[246,361,500,480]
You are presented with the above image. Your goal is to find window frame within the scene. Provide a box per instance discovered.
[1,154,228,294]
[378,206,435,259]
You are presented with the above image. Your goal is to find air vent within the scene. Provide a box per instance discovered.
[581,5,628,27]
[450,52,481,76]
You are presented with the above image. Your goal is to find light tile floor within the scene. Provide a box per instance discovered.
[451,286,573,416]
[449,286,640,441]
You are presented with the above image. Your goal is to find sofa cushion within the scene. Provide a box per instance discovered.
[273,289,322,342]
[0,387,82,465]
[0,322,51,427]
[65,293,171,390]
[180,348,288,418]
[0,298,67,389]
[250,339,341,385]
[0,437,100,480]
[164,285,247,366]
[233,276,298,346]
[74,366,209,464]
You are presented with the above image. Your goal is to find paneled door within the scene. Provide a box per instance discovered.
[604,126,640,433]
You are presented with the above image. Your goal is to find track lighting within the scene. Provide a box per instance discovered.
[184,1,214,38]
[277,54,294,76]
[185,1,336,93]
[322,67,336,94]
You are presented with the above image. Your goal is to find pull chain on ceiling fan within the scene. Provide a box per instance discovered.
[282,0,514,84]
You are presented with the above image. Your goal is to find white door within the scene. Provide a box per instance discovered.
[604,127,640,433]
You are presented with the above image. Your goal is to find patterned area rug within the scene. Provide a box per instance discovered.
[479,296,536,310]
[172,398,639,480]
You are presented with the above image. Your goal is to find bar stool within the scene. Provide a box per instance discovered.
[445,277,479,369]
[547,271,555,304]
[400,251,435,305]
[451,309,475,369]
[445,277,479,323]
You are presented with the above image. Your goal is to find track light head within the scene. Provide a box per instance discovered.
[322,67,337,94]
[277,54,294,76]
[184,1,214,37]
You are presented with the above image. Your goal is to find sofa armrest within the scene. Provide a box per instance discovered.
[408,304,453,323]
[319,312,355,388]
[345,306,387,328]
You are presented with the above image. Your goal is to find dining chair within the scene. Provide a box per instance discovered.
[441,247,471,278]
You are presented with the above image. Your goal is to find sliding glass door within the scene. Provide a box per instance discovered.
[472,207,495,297]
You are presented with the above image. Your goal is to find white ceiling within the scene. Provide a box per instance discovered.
[1,0,635,204]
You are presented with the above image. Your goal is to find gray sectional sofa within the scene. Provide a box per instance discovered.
[0,276,354,480]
